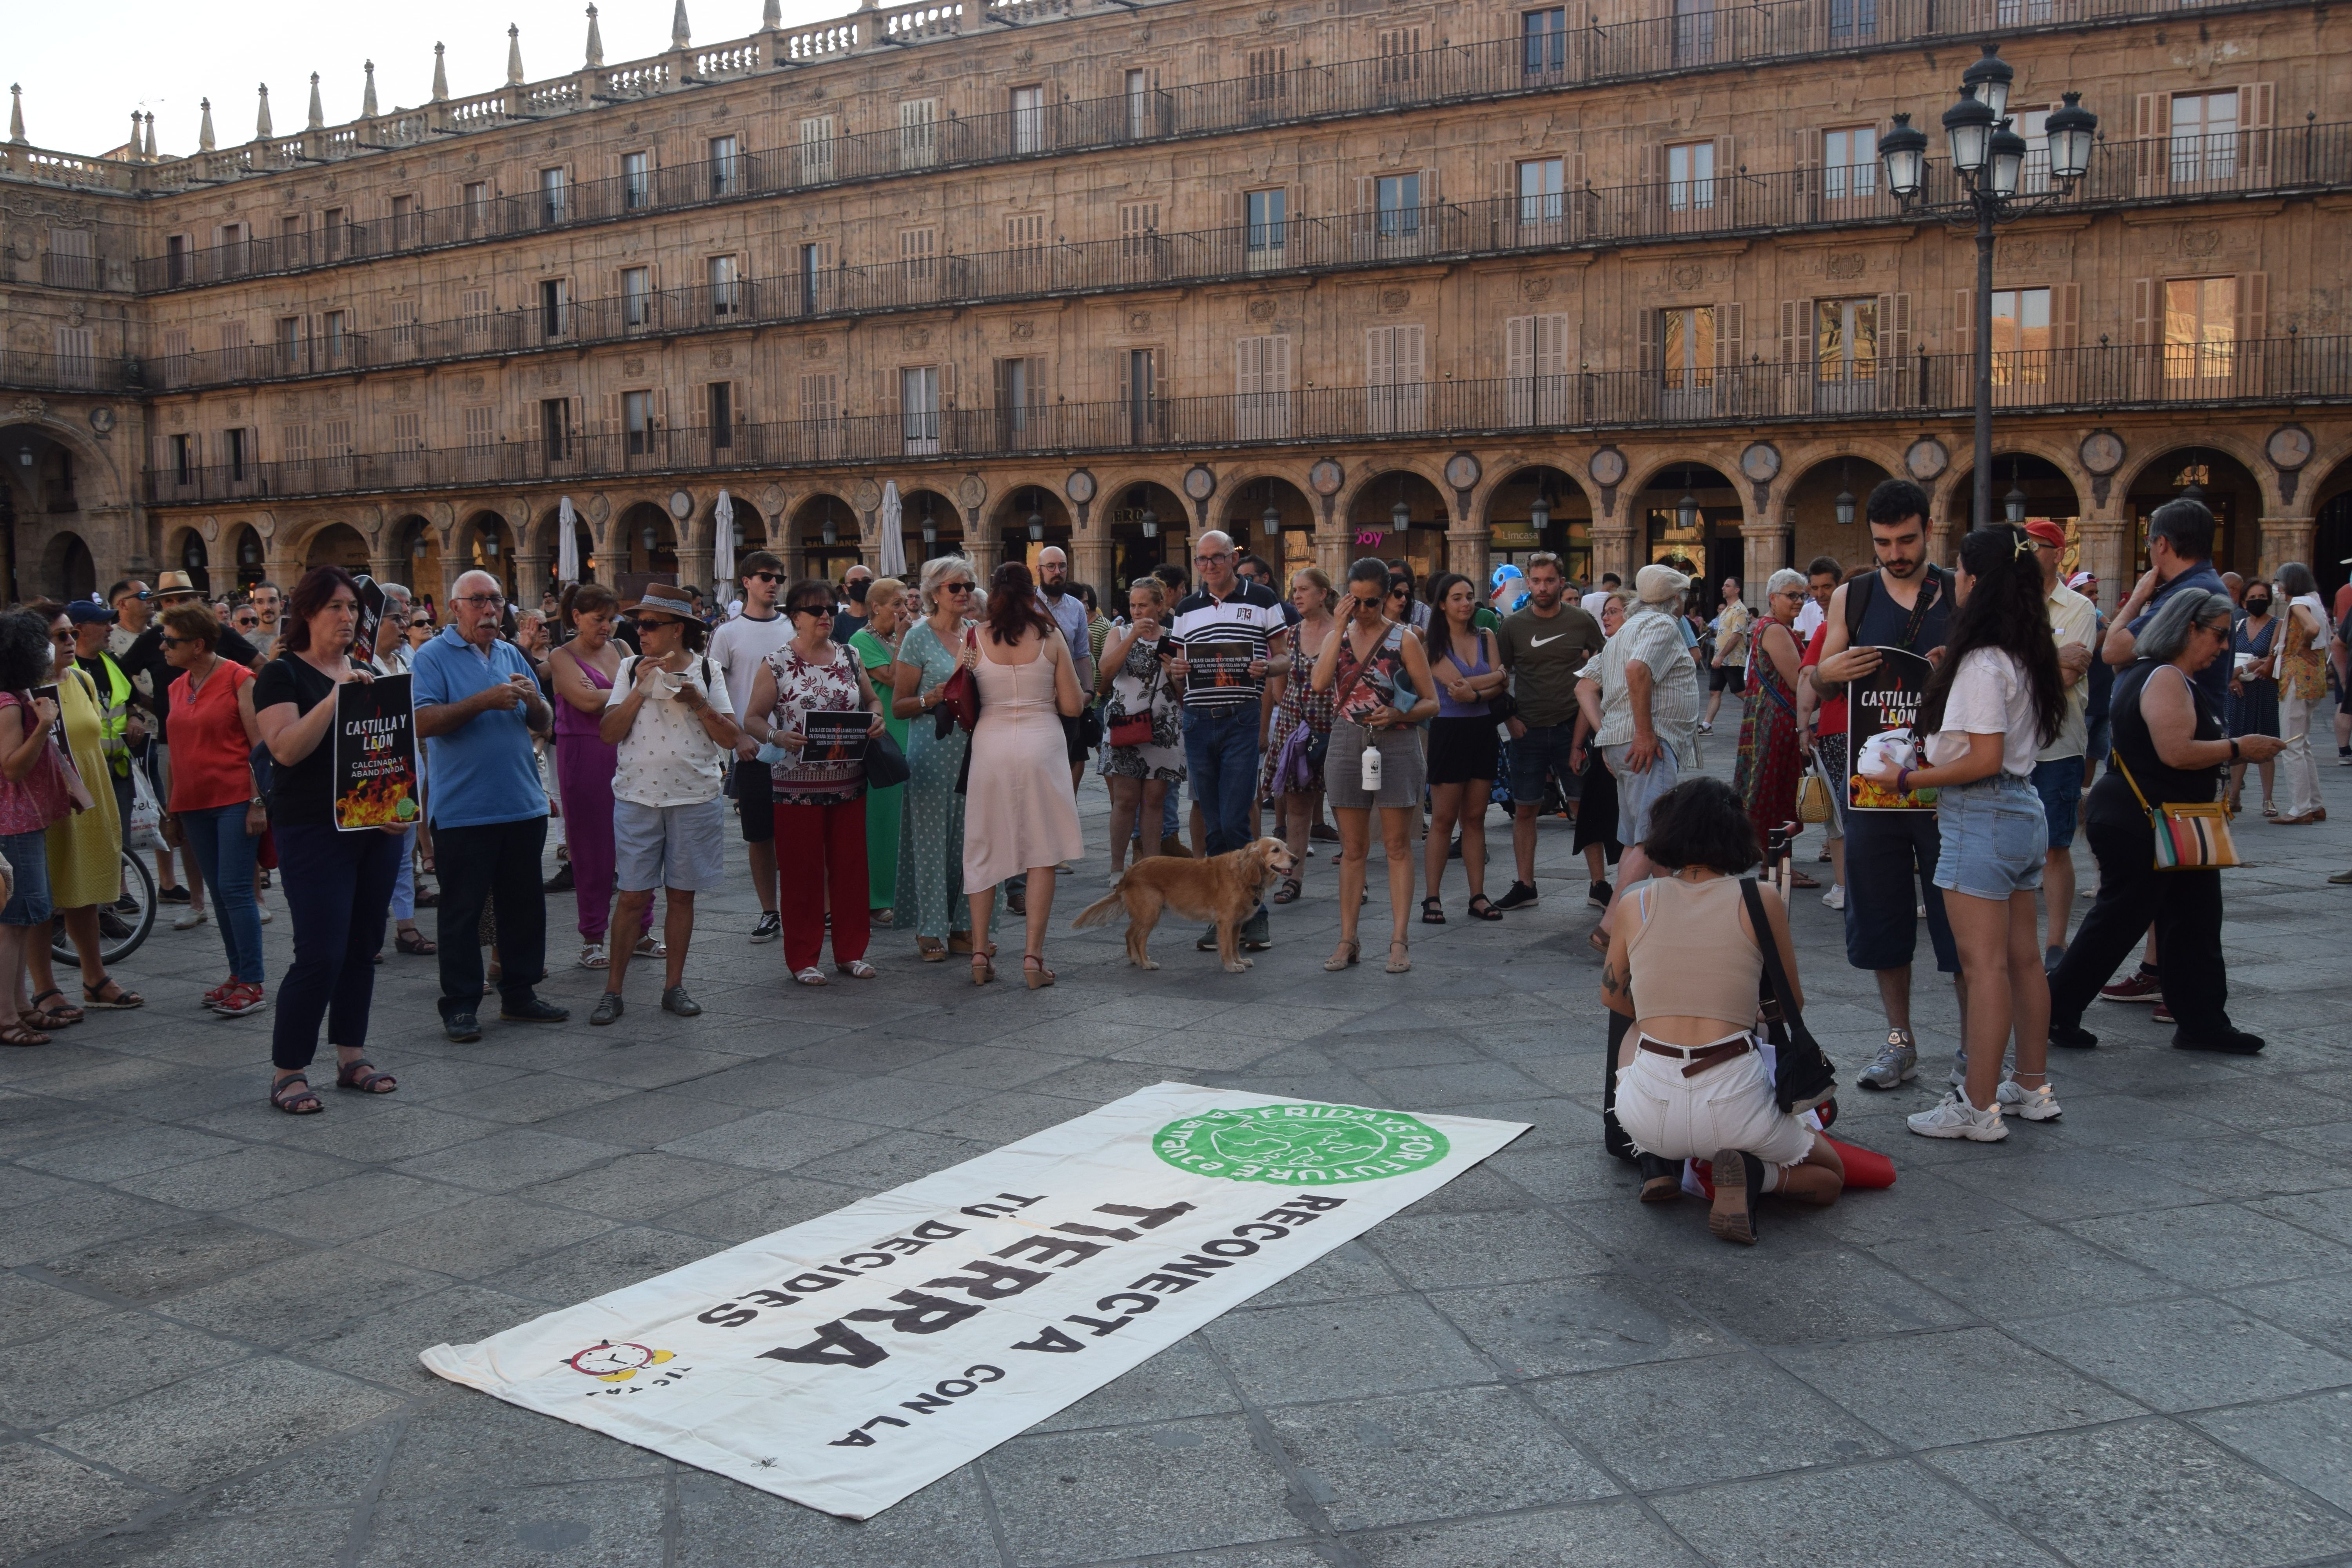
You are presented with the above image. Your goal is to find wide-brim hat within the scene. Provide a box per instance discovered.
[622,584,699,619]
[152,570,203,599]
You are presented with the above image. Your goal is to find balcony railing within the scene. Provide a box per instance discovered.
[0,348,135,395]
[118,121,2352,398]
[124,0,2300,293]
[141,333,2352,506]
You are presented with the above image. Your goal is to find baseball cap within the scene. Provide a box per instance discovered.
[65,601,118,626]
[2022,519,2068,550]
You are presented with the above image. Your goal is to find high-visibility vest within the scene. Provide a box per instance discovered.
[85,653,132,777]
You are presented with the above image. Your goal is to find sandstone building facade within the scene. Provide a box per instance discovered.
[3,0,2350,613]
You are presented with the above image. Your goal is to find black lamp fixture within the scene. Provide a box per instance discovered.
[185,537,207,569]
[639,521,655,553]
[1390,473,1410,535]
[15,445,31,469]
[1138,497,1158,539]
[1261,479,1281,538]
[1834,458,1857,528]
[2003,459,2028,526]
[1529,481,1552,534]
[920,497,938,547]
[820,497,837,547]
[1025,488,1045,542]
[1675,466,1700,534]
[237,534,261,568]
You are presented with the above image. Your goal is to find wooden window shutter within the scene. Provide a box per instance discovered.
[1714,134,1737,176]
[1719,302,1744,368]
[1639,143,1662,181]
[2130,278,2154,345]
[1779,300,1801,365]
[2242,83,2274,175]
[1417,166,1440,207]
[2236,272,2268,343]
[940,361,957,403]
[1877,293,1911,362]
[1355,175,1374,214]
[1637,307,1655,376]
[1269,335,1292,391]
[1506,315,1534,381]
[1535,316,1568,376]
[2134,93,2170,192]
[1397,324,1426,383]
[1955,289,1974,357]
[1236,337,1258,396]
[2054,283,2081,349]
[1570,152,1586,189]
[876,367,900,419]
[1367,326,1394,387]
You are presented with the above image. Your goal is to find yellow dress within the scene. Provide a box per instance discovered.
[43,668,124,910]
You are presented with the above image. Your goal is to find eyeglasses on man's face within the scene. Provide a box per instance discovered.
[49,629,73,644]
[456,594,506,610]
[1196,551,1233,566]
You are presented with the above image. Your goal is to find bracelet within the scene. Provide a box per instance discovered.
[2229,738,2241,762]
[1895,767,1911,794]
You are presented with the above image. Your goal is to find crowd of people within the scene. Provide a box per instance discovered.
[0,491,2334,1246]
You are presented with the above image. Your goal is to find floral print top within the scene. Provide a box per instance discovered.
[764,641,868,806]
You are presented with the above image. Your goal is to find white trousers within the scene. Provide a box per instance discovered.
[2279,690,2323,817]
[1614,1033,1817,1168]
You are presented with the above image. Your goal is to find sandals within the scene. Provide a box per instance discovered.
[971,953,996,986]
[1466,895,1502,922]
[1385,940,1412,974]
[81,977,143,1010]
[0,1022,49,1047]
[1587,928,1611,958]
[1023,954,1056,990]
[1420,897,1446,925]
[916,938,947,964]
[1324,940,1360,971]
[24,990,81,1029]
[633,935,668,958]
[1272,876,1303,906]
[838,959,878,980]
[270,1074,324,1114]
[396,929,438,956]
[578,943,610,970]
[793,966,829,986]
[335,1059,397,1094]
[2262,800,2279,818]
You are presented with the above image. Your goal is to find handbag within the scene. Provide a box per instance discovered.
[1739,878,1838,1115]
[1107,647,1160,748]
[862,728,911,789]
[931,628,980,738]
[1796,763,1835,824]
[2111,750,2238,870]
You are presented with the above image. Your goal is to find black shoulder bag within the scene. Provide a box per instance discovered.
[1739,878,1837,1116]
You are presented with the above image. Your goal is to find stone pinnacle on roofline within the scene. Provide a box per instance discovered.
[255,82,272,141]
[672,0,691,50]
[363,60,379,118]
[308,73,324,130]
[198,96,215,151]
[9,84,24,146]
[143,111,157,160]
[508,24,525,87]
[432,42,449,103]
[585,6,605,69]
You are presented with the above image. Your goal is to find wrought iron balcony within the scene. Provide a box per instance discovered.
[122,0,2302,294]
[142,332,2352,507]
[0,348,136,395]
[114,120,2352,399]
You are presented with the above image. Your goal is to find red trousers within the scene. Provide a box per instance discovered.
[776,795,870,972]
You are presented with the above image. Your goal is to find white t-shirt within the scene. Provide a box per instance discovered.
[1924,648,2040,776]
[707,610,792,723]
[1792,599,1826,641]
[1580,590,1614,619]
[607,654,733,807]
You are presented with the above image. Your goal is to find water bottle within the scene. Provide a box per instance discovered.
[1360,734,1383,794]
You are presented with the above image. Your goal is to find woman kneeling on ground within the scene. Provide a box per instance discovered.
[1601,775,1843,1244]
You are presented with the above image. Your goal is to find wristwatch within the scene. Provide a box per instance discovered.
[2229,738,2241,761]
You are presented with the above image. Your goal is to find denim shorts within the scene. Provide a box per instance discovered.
[0,829,49,926]
[2029,756,2085,850]
[1508,721,1583,804]
[1932,773,2048,900]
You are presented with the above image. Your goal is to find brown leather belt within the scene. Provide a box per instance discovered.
[1639,1036,1753,1078]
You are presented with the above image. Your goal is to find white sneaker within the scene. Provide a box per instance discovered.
[173,907,210,930]
[1996,1078,2063,1122]
[1908,1090,2008,1141]
[258,906,274,924]
[1822,884,1845,910]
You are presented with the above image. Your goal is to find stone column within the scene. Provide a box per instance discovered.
[514,550,551,608]
[964,510,1002,581]
[2073,512,2131,617]
[1741,517,1791,602]
[1448,524,1488,589]
[2257,516,2316,582]
[1591,523,1637,584]
[677,543,714,597]
[370,550,407,593]
[1073,528,1114,597]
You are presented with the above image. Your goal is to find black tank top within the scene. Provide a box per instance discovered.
[1849,566,1951,655]
[2108,659,2222,804]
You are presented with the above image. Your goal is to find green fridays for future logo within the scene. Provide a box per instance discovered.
[1153,1103,1451,1185]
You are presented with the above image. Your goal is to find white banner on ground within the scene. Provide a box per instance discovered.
[421,1083,1527,1519]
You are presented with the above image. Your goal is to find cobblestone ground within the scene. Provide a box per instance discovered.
[4,710,2350,1568]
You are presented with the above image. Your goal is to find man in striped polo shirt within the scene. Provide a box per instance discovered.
[1167,529,1290,952]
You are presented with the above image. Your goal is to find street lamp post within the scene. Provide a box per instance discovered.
[1880,45,2097,531]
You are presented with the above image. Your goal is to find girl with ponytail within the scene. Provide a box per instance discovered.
[1860,523,2065,1144]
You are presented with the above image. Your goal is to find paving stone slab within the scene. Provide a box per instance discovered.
[1652,1459,2065,1568]
[2012,1296,2352,1412]
[978,1415,1306,1568]
[1521,1354,1891,1490]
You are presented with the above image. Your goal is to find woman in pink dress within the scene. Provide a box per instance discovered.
[548,583,652,969]
[964,562,1083,989]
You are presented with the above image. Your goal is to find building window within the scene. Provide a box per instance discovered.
[622,267,651,328]
[996,357,1036,437]
[1247,49,1287,107]
[462,406,495,455]
[463,181,490,233]
[800,372,840,423]
[798,242,831,312]
[539,278,570,339]
[1006,214,1047,273]
[280,423,310,466]
[1118,201,1160,260]
[1991,287,2051,385]
[1505,313,1571,425]
[323,310,348,363]
[321,209,345,259]
[1012,86,1045,153]
[542,398,572,462]
[708,381,734,448]
[1378,29,1422,86]
[389,412,421,454]
[709,134,740,196]
[1375,173,1422,237]
[1667,142,1715,212]
[45,226,96,290]
[899,228,936,286]
[1365,324,1426,434]
[169,434,194,483]
[390,194,419,246]
[1517,158,1565,225]
[322,420,353,468]
[898,99,938,169]
[461,289,492,340]
[900,365,941,452]
[624,390,654,456]
[161,328,190,381]
[1124,69,1150,139]
[1830,0,1880,44]
[2164,275,2235,379]
[798,116,836,183]
[1660,306,1717,388]
[225,427,249,481]
[539,166,568,225]
[1672,0,1715,61]
[1823,125,1878,201]
[2171,91,2239,182]
[1816,297,1879,382]
[1523,7,1566,73]
[1122,348,1158,439]
[622,151,651,210]
[386,302,416,351]
[708,254,740,316]
[166,234,189,285]
[1236,334,1293,439]
[1247,188,1287,261]
[277,316,303,370]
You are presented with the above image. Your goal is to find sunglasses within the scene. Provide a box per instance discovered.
[49,630,73,643]
[411,618,433,628]
[638,615,681,631]
[158,633,195,648]
[234,615,258,627]
[942,583,975,595]
[746,571,781,583]
[788,603,832,619]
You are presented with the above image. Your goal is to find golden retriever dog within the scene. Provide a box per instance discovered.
[1071,837,1299,973]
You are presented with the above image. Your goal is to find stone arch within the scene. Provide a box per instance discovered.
[303,522,372,572]
[39,529,96,601]
[1343,467,1452,583]
[1780,452,1898,573]
[1330,456,1452,534]
[787,490,864,581]
[1217,471,1316,574]
[989,482,1076,561]
[1479,463,1596,581]
[225,523,267,590]
[610,501,679,584]
[2121,444,2268,578]
[386,514,440,596]
[2115,430,2276,515]
[1931,432,2091,533]
[1942,455,2092,534]
[879,486,961,573]
[1094,477,1187,588]
[163,525,215,596]
[457,509,519,600]
[0,415,122,514]
[1623,458,1745,587]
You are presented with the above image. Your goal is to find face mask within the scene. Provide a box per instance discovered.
[847,579,869,604]
[2245,599,2270,614]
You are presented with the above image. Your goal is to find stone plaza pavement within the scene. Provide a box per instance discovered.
[4,720,2351,1568]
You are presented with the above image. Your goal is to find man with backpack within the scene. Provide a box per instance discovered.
[1809,480,1960,1091]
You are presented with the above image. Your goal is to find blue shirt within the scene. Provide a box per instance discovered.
[2128,563,2229,710]
[411,626,548,829]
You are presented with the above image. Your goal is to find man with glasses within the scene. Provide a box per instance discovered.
[709,551,793,942]
[1168,529,1289,952]
[831,564,875,646]
[231,605,262,638]
[412,570,567,1042]
[1035,546,1097,793]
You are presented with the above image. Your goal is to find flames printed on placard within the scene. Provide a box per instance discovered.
[337,770,419,829]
